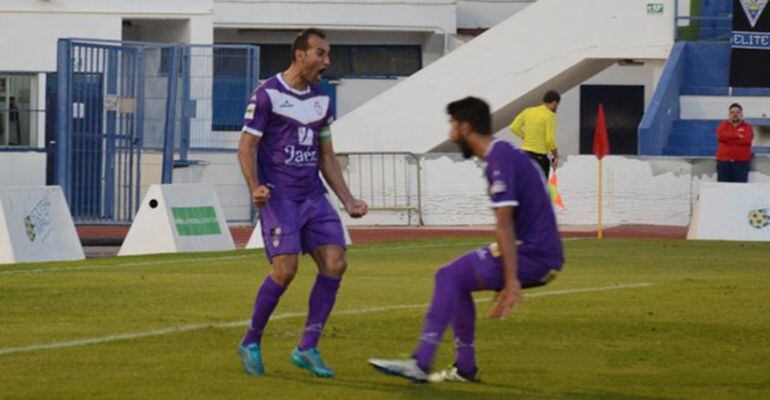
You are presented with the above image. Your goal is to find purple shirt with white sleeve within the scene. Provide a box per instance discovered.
[242,74,334,200]
[485,140,564,269]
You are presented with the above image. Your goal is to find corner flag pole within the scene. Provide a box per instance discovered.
[598,158,603,239]
[592,104,610,239]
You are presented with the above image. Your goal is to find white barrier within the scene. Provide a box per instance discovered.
[687,182,770,241]
[0,186,84,264]
[245,194,353,250]
[119,184,235,256]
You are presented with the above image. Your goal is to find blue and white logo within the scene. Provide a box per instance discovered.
[740,0,768,28]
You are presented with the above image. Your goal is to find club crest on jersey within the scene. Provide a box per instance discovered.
[314,101,323,116]
[740,0,768,27]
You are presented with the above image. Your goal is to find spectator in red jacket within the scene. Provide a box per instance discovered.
[716,103,753,183]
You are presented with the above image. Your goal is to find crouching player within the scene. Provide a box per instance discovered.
[368,97,564,383]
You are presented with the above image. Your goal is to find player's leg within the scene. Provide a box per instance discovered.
[300,244,346,350]
[369,251,478,382]
[429,247,502,383]
[424,291,480,383]
[243,254,299,345]
[289,196,347,377]
[429,245,560,383]
[239,199,301,376]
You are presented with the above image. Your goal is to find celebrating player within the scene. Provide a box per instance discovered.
[237,28,368,378]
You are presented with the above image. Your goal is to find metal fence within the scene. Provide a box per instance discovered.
[55,39,259,224]
[56,39,167,223]
[180,45,260,155]
[337,152,423,225]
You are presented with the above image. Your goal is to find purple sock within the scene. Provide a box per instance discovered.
[242,275,286,346]
[413,258,477,372]
[298,274,341,350]
[452,291,478,374]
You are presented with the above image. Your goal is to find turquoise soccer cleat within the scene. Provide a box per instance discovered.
[238,343,265,376]
[290,347,335,378]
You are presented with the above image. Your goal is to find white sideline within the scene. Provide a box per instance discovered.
[0,282,653,356]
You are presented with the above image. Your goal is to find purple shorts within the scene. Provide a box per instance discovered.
[459,244,562,290]
[258,194,346,261]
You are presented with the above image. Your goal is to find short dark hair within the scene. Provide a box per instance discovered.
[729,103,742,111]
[292,28,326,61]
[543,90,561,104]
[446,97,492,135]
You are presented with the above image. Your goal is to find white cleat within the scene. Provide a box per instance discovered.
[367,358,428,383]
[428,366,480,383]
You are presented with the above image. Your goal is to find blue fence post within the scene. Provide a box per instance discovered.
[104,47,119,219]
[161,45,180,184]
[180,45,191,163]
[134,48,146,215]
[55,39,73,202]
[248,46,260,223]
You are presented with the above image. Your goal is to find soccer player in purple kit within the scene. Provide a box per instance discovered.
[368,97,564,383]
[236,28,368,378]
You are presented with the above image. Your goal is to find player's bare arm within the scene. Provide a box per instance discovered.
[237,132,270,207]
[318,139,368,218]
[488,205,524,319]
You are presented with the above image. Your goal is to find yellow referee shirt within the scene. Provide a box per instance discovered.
[509,104,557,155]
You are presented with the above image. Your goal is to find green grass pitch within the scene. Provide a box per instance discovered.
[1,238,769,399]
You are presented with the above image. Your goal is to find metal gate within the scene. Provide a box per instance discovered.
[55,40,165,223]
[55,39,259,224]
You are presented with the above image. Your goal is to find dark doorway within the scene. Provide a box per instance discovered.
[580,85,644,155]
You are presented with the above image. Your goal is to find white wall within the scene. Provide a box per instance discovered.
[0,14,121,72]
[332,0,675,153]
[0,152,46,187]
[338,153,770,227]
[335,79,403,117]
[0,1,213,72]
[214,0,456,34]
[457,0,532,28]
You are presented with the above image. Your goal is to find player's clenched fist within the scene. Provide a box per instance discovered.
[252,185,271,207]
[345,199,368,218]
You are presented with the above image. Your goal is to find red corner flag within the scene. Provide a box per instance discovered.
[593,104,610,159]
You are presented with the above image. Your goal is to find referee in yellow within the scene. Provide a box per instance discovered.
[509,90,561,178]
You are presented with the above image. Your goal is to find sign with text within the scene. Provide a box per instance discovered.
[731,0,770,87]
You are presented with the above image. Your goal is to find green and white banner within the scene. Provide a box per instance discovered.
[119,184,235,256]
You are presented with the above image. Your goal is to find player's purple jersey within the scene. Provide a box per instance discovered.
[242,74,335,200]
[485,140,564,269]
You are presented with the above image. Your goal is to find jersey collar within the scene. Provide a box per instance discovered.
[277,73,311,96]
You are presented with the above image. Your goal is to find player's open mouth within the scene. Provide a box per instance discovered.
[317,68,326,79]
